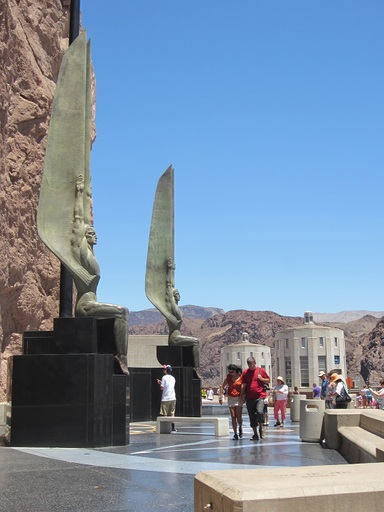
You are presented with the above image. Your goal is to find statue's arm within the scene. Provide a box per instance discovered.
[71,174,85,255]
[165,258,180,326]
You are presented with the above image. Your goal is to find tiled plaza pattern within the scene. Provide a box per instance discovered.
[0,416,346,512]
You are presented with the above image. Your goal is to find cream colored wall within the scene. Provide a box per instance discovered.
[128,335,168,368]
[220,344,272,384]
[275,325,346,391]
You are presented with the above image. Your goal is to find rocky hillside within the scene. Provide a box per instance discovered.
[129,309,383,387]
[0,1,71,400]
[129,305,224,326]
[360,317,384,385]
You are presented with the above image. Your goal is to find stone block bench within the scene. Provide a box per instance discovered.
[156,416,229,437]
[324,409,384,463]
[194,462,384,511]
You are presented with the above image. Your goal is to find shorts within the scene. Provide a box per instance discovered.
[227,396,242,407]
[160,400,176,416]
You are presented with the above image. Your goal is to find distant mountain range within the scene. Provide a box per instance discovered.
[129,305,225,325]
[128,306,384,387]
[313,311,384,323]
[129,307,384,325]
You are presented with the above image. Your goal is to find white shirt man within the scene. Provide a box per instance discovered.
[157,365,176,418]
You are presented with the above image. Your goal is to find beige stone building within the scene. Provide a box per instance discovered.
[275,311,346,391]
[220,332,272,383]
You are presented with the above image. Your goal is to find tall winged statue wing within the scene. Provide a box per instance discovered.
[145,166,175,320]
[37,31,94,287]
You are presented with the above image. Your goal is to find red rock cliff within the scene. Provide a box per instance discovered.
[0,0,71,400]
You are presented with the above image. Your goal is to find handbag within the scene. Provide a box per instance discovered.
[335,385,351,403]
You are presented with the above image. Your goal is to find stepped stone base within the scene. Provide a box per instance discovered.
[7,317,129,448]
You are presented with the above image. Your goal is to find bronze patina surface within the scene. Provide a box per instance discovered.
[146,166,200,370]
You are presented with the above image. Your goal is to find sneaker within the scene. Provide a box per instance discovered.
[265,422,269,426]
[233,434,239,440]
[260,430,266,439]
[280,423,284,428]
[274,421,281,427]
[239,427,243,438]
[250,433,259,441]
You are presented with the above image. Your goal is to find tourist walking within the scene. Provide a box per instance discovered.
[240,357,270,440]
[272,376,289,427]
[220,365,243,440]
[157,364,176,430]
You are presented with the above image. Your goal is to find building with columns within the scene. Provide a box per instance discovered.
[220,332,272,383]
[274,311,346,391]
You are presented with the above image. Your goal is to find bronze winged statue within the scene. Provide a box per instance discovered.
[145,166,200,372]
[37,32,128,374]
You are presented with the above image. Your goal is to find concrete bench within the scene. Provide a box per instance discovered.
[324,409,384,463]
[156,416,229,437]
[338,426,384,463]
[194,463,384,511]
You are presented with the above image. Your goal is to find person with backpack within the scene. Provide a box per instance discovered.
[240,357,270,440]
[329,373,351,409]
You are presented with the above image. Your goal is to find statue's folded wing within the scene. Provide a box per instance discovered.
[37,31,94,288]
[145,166,177,322]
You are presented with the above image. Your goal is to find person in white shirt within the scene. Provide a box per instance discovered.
[272,376,289,427]
[157,365,176,429]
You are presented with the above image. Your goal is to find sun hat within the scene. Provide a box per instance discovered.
[329,373,342,383]
[318,371,326,377]
[276,376,285,384]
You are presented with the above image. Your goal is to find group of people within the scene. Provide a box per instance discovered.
[318,371,384,410]
[156,359,287,439]
[357,381,384,409]
[157,360,384,439]
[219,357,291,440]
[317,370,352,409]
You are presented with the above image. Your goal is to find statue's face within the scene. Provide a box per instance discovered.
[173,289,180,301]
[85,226,97,246]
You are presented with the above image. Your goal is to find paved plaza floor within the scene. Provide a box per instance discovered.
[0,415,347,512]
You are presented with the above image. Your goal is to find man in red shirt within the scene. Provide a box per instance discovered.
[240,356,270,440]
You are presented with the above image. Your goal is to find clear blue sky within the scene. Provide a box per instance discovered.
[81,0,384,316]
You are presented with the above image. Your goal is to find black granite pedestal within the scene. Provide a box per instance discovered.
[129,345,201,421]
[7,317,129,448]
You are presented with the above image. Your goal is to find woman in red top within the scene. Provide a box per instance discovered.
[220,364,243,440]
